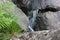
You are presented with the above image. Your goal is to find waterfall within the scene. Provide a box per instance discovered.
[28,26,34,32]
[28,9,38,32]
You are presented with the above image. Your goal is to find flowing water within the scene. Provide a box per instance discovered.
[28,10,39,32]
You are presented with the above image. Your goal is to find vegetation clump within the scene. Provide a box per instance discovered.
[0,1,23,40]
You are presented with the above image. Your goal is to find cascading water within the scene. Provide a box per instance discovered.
[28,10,38,32]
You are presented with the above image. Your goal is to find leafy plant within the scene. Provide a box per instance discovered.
[0,1,23,40]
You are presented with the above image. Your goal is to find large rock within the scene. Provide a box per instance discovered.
[43,11,60,30]
[34,11,60,30]
[11,29,60,40]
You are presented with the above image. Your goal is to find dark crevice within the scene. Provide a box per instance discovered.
[38,7,60,13]
[20,7,29,16]
[33,16,48,31]
[12,0,29,16]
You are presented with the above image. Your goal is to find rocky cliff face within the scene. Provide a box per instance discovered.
[11,0,60,40]
[12,0,60,31]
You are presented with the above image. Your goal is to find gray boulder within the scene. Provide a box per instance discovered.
[43,11,60,30]
[35,11,60,30]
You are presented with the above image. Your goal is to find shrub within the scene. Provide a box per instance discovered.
[0,1,23,40]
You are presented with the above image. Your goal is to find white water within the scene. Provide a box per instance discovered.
[28,26,34,32]
[28,10,38,32]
